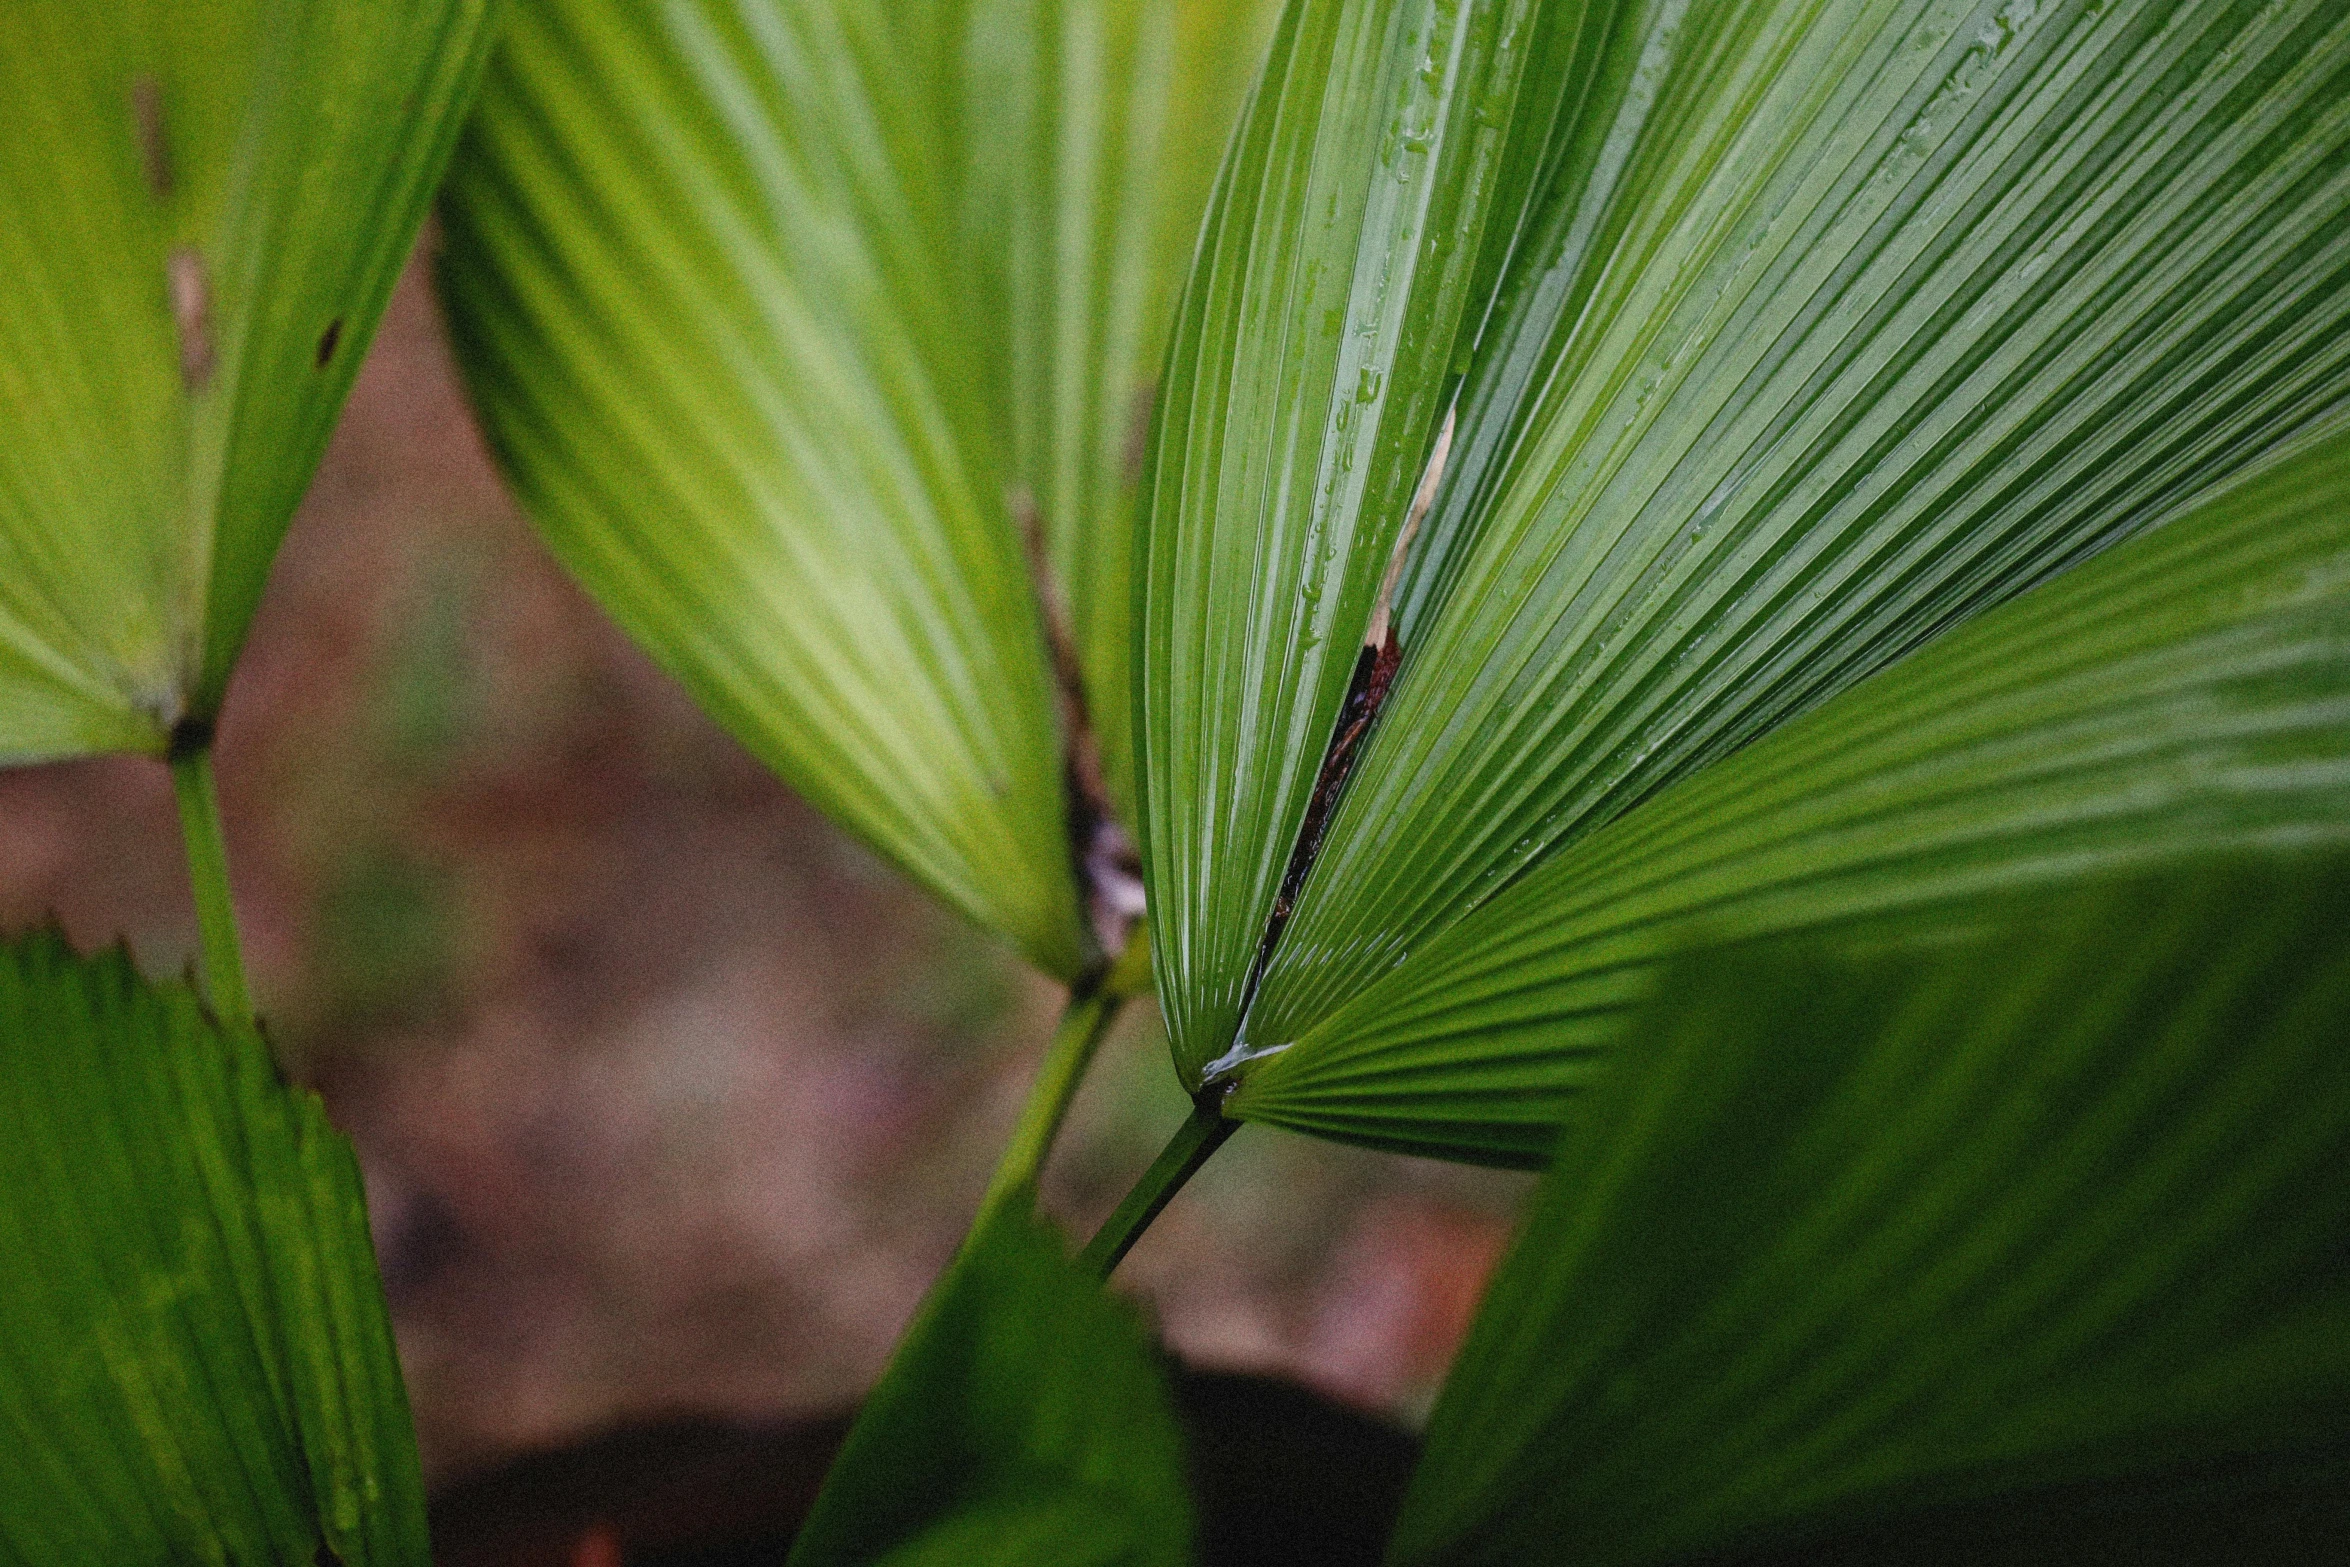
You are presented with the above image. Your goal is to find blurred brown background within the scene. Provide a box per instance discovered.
[0,231,1528,1487]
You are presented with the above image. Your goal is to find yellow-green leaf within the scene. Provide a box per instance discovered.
[0,0,501,763]
[440,0,1275,976]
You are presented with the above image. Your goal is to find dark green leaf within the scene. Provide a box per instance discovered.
[0,0,501,763]
[787,1206,1191,1567]
[1140,0,1583,1076]
[1229,423,2350,1164]
[440,0,1274,976]
[1668,1440,2350,1566]
[1154,0,2350,1083]
[0,933,428,1565]
[1393,856,2350,1567]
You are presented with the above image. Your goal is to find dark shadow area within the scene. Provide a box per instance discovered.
[1683,1438,2350,1567]
[429,1367,1421,1566]
[1177,1369,1420,1567]
[430,1412,854,1567]
[432,1381,2350,1565]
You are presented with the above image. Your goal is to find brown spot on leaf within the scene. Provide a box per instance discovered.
[132,76,171,198]
[168,248,214,390]
[317,317,344,368]
[1122,381,1158,488]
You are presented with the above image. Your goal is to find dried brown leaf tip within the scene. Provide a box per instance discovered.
[169,248,214,391]
[1367,406,1452,651]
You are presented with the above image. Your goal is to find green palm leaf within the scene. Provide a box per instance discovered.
[440,0,1274,977]
[1391,855,2350,1566]
[787,1207,1191,1567]
[0,934,428,1565]
[1231,426,2350,1164]
[1138,0,1583,1073]
[1145,0,2350,1085]
[0,0,500,764]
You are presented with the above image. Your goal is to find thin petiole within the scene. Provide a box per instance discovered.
[168,738,255,1031]
[1076,1094,1238,1280]
[973,925,1154,1230]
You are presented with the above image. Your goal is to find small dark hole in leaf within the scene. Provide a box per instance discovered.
[317,318,344,368]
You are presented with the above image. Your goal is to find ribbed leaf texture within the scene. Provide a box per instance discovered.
[1231,425,2350,1164]
[0,934,428,1566]
[786,1207,1191,1567]
[1146,0,2350,1085]
[440,0,1274,977]
[1140,0,1584,1074]
[1392,855,2350,1567]
[0,0,501,763]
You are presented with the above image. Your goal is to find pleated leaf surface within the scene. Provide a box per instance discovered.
[440,0,1273,977]
[1392,855,2350,1566]
[786,1207,1192,1567]
[1147,0,2350,1083]
[0,934,428,1566]
[0,0,501,763]
[1139,0,1587,1074]
[1232,425,2350,1164]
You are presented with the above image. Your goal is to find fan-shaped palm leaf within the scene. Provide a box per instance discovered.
[440,0,1277,976]
[1394,854,2350,1565]
[1143,0,2350,1117]
[1231,427,2350,1164]
[0,0,500,764]
[0,935,428,1565]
